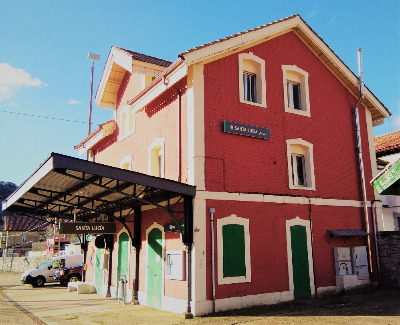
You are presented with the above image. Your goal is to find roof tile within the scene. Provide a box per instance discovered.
[374,130,400,153]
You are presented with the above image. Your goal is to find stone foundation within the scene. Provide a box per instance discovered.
[377,231,400,289]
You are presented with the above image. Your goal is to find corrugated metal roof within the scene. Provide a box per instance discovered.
[2,153,196,222]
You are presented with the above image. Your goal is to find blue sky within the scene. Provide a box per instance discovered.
[0,1,399,186]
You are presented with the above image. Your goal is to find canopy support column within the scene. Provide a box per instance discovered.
[132,207,141,304]
[183,195,193,318]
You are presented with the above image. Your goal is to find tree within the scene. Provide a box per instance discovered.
[0,181,18,225]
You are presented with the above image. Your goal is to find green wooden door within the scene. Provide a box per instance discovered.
[95,248,104,293]
[147,228,162,309]
[290,225,311,299]
[118,233,129,278]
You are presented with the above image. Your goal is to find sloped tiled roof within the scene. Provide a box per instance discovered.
[374,130,400,154]
[3,215,48,232]
[115,47,172,67]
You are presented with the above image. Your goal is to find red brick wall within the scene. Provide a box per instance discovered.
[93,78,189,184]
[205,200,375,299]
[203,31,375,201]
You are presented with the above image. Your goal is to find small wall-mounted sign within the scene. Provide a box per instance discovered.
[164,221,184,232]
[223,120,271,140]
[59,222,116,234]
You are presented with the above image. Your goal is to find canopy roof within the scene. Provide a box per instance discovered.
[2,153,196,222]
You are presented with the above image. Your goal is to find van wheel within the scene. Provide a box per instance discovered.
[33,276,45,287]
[68,274,81,283]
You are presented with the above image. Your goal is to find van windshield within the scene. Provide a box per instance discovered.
[38,259,52,269]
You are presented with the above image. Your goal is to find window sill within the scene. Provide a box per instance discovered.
[289,184,316,191]
[218,275,251,285]
[240,99,267,108]
[285,107,310,117]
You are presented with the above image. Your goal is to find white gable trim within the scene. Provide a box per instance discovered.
[95,47,133,107]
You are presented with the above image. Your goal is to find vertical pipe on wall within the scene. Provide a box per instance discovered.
[308,199,318,298]
[371,200,381,282]
[209,208,216,313]
[354,48,373,274]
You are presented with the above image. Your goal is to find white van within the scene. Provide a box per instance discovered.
[21,254,83,287]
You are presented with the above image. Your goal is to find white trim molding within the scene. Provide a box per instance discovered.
[286,138,316,191]
[145,223,165,308]
[148,137,165,177]
[120,155,132,171]
[285,217,315,296]
[238,52,267,108]
[282,65,310,117]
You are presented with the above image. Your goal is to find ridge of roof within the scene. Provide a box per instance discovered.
[179,14,299,57]
[113,46,172,67]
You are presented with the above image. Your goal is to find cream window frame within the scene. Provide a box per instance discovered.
[217,214,251,285]
[286,138,316,191]
[282,65,310,117]
[238,52,266,108]
[148,138,165,178]
[118,105,135,140]
[120,155,132,171]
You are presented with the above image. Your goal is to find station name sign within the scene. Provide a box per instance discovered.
[59,222,117,234]
[223,120,270,140]
[164,221,184,232]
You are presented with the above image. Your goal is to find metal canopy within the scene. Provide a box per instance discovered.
[327,229,369,237]
[2,153,196,223]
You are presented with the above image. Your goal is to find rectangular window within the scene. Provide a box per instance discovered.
[128,107,134,132]
[243,72,257,103]
[287,82,301,110]
[120,111,126,137]
[291,154,307,187]
[222,224,246,277]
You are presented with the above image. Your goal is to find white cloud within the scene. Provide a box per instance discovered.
[68,99,81,105]
[392,114,400,129]
[0,63,45,102]
[307,9,318,18]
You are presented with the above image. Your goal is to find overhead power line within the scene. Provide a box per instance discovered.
[1,109,99,126]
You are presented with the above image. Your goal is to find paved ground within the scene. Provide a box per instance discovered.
[0,271,399,324]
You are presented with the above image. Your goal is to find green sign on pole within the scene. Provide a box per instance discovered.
[373,159,400,195]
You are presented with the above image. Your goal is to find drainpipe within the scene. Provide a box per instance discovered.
[371,200,381,283]
[209,208,216,313]
[354,48,373,274]
[308,199,318,298]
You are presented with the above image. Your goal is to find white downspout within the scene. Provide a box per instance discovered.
[209,208,216,313]
[355,48,373,273]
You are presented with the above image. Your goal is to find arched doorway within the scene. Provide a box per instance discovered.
[117,232,130,287]
[147,227,162,308]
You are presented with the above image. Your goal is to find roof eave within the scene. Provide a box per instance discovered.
[179,14,390,121]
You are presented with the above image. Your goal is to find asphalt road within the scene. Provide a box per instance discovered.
[0,271,399,325]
